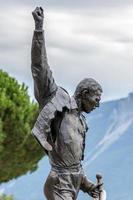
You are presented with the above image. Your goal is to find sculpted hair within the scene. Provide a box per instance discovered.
[74,78,103,98]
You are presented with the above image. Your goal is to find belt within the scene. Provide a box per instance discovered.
[51,164,83,173]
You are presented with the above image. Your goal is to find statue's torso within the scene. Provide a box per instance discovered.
[48,110,88,168]
[32,87,88,168]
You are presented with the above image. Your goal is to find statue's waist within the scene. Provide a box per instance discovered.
[51,163,82,173]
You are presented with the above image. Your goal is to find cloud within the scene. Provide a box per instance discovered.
[1,0,133,9]
[0,5,133,101]
[45,8,133,99]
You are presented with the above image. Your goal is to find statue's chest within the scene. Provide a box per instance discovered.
[58,111,87,144]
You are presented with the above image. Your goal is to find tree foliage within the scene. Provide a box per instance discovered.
[0,70,44,183]
[0,194,14,200]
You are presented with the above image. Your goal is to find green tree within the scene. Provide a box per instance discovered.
[0,70,44,183]
[0,194,14,200]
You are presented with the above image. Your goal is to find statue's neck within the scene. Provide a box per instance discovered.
[73,95,82,114]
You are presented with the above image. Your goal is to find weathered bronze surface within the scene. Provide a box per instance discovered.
[31,7,103,200]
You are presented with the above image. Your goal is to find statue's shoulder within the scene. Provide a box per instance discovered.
[46,86,78,111]
[51,87,71,111]
[40,87,77,121]
[46,86,70,113]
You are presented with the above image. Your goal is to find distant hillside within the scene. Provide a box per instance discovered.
[0,93,133,200]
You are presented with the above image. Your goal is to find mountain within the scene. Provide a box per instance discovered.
[0,93,133,200]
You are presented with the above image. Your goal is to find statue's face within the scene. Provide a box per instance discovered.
[81,89,102,113]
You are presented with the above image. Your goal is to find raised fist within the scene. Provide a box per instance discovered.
[32,7,44,30]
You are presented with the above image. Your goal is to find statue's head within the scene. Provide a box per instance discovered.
[74,78,103,113]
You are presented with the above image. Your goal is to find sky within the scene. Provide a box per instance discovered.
[0,0,133,102]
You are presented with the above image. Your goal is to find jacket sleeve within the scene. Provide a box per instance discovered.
[32,102,57,151]
[31,30,57,109]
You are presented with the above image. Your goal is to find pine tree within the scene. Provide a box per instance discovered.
[0,70,44,183]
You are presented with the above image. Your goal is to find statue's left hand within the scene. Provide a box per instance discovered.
[88,182,103,199]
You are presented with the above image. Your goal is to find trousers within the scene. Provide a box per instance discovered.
[44,166,83,200]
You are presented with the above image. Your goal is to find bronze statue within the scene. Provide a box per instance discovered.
[31,7,103,200]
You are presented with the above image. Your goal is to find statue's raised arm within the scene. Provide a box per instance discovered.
[31,7,57,109]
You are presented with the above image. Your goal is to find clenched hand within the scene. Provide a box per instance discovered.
[32,7,44,30]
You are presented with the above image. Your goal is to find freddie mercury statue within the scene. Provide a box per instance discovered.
[31,7,103,200]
